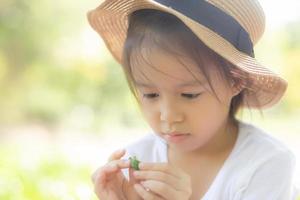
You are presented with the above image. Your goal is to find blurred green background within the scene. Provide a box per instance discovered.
[0,0,299,199]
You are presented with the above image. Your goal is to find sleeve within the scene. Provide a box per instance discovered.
[233,150,297,200]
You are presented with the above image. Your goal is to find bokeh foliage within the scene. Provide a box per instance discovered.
[0,0,299,199]
[0,0,143,131]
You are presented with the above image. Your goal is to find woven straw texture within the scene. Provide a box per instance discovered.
[87,0,288,109]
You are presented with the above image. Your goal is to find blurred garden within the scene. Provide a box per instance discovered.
[0,0,299,199]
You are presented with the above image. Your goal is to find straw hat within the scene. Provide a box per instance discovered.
[86,0,288,109]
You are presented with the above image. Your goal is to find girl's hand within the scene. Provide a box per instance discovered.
[132,162,192,200]
[91,149,142,200]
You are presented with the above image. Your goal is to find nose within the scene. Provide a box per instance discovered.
[159,97,184,126]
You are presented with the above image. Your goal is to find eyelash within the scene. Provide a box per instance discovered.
[142,93,202,100]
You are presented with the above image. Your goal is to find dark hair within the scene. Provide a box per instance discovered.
[121,9,262,123]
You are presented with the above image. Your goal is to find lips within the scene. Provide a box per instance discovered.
[165,132,189,136]
[163,132,190,143]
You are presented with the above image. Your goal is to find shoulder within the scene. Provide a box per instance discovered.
[235,121,296,161]
[230,121,297,199]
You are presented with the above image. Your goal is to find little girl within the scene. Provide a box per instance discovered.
[87,0,298,199]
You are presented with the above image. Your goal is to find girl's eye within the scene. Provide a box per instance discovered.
[181,93,202,99]
[142,93,202,99]
[143,93,159,99]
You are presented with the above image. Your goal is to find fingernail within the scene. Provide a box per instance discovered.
[140,181,146,186]
[133,171,139,176]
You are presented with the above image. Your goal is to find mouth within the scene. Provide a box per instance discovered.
[163,132,191,143]
[164,131,190,136]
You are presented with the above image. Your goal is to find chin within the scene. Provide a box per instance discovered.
[169,138,209,153]
[168,142,202,152]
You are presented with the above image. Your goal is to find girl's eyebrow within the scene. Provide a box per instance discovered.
[134,80,206,88]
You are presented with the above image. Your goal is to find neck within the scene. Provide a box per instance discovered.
[168,119,239,163]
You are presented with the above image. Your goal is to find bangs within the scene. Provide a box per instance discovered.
[124,19,224,101]
[129,33,206,87]
[120,8,256,120]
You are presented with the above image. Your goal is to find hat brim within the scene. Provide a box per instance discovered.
[87,0,288,109]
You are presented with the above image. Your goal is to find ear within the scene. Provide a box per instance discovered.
[229,68,248,96]
[230,78,246,96]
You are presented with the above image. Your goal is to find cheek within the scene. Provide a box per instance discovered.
[138,103,161,128]
[213,83,235,107]
[188,95,230,131]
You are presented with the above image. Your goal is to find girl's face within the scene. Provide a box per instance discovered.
[131,45,239,153]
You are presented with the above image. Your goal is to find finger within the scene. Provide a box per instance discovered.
[134,183,165,200]
[92,159,130,184]
[91,168,101,184]
[140,180,177,200]
[129,166,139,185]
[108,148,126,162]
[93,163,119,186]
[139,162,187,179]
[133,170,185,191]
[108,159,131,169]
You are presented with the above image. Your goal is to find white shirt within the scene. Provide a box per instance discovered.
[121,120,299,200]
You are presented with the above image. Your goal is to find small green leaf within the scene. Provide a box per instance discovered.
[129,156,140,170]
